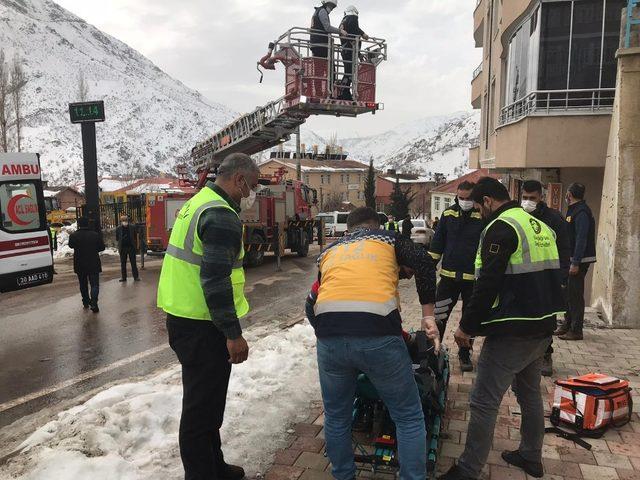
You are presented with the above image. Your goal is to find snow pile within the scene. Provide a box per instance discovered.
[52,223,77,259]
[0,323,321,480]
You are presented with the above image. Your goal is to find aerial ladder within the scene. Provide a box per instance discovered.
[183,27,387,267]
[191,27,387,173]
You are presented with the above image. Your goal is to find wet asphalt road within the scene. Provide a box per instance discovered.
[0,250,318,429]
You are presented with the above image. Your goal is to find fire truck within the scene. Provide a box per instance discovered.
[0,153,54,293]
[148,27,387,266]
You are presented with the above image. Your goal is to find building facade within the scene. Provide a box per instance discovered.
[259,158,370,211]
[376,175,438,219]
[471,0,627,299]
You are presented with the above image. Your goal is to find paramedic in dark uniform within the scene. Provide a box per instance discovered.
[439,177,564,480]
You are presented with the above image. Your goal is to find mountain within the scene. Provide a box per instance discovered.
[0,0,236,183]
[282,111,481,181]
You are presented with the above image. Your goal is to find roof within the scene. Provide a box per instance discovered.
[111,177,183,194]
[380,176,434,184]
[430,169,500,195]
[263,158,369,173]
[43,186,83,197]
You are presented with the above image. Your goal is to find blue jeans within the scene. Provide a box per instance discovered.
[317,335,426,480]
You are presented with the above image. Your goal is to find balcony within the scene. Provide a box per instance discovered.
[471,62,483,109]
[474,1,485,48]
[495,110,612,170]
[499,89,615,126]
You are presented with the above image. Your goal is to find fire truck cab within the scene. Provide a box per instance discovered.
[0,153,54,293]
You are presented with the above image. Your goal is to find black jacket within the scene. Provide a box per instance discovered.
[428,203,485,280]
[566,200,596,265]
[531,202,571,275]
[401,218,414,238]
[340,15,365,48]
[460,202,563,338]
[69,228,106,274]
[116,224,138,252]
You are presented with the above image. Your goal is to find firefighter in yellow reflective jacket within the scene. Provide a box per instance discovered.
[440,177,564,480]
[157,153,260,480]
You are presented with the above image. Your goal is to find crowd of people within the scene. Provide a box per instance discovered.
[149,149,597,480]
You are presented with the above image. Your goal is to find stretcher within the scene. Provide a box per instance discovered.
[350,332,450,478]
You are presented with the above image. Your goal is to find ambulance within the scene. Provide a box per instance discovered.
[0,153,53,293]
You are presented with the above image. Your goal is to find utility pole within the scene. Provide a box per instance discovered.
[69,100,105,232]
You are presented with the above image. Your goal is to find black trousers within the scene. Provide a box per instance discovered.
[167,315,231,480]
[565,264,590,334]
[435,276,475,355]
[311,45,328,59]
[77,272,100,307]
[119,245,139,280]
[339,48,354,100]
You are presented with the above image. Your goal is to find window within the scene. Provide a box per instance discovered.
[0,181,45,233]
[304,174,310,184]
[434,197,441,212]
[337,213,349,224]
[444,197,451,209]
[538,0,624,91]
[326,174,331,184]
[357,191,363,200]
[505,7,540,103]
[358,174,362,184]
[346,174,350,183]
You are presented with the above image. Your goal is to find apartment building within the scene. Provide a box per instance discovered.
[470,0,626,219]
[259,157,369,210]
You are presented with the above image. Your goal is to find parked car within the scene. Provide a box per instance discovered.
[316,211,349,237]
[410,219,434,246]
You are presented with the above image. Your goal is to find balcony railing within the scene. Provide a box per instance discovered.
[625,0,639,48]
[472,62,483,81]
[499,88,616,126]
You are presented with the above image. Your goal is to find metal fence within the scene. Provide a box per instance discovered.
[499,88,616,126]
[77,200,146,230]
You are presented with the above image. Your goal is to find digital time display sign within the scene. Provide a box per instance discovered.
[69,101,105,124]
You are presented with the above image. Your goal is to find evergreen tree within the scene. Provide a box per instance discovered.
[390,176,416,219]
[364,157,376,210]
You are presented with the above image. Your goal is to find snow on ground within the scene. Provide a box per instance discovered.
[53,223,119,259]
[0,323,321,480]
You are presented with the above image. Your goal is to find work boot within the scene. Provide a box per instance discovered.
[90,305,100,313]
[217,463,245,480]
[553,324,569,336]
[438,465,477,480]
[134,277,141,282]
[559,331,583,341]
[459,349,473,372]
[119,278,127,283]
[501,450,543,478]
[541,353,553,377]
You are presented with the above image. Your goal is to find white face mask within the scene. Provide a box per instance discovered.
[239,178,259,210]
[458,200,474,211]
[521,199,538,213]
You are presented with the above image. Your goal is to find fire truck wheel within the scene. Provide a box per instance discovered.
[245,233,265,267]
[297,231,309,257]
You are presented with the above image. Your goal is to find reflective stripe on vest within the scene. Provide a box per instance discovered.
[157,187,248,321]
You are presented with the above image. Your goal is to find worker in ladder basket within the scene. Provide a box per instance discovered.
[338,5,370,100]
[311,1,347,59]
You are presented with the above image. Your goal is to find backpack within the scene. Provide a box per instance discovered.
[549,373,633,439]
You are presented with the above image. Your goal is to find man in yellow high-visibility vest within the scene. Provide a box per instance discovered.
[158,153,260,480]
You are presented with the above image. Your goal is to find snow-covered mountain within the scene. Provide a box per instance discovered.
[0,0,236,183]
[281,111,481,181]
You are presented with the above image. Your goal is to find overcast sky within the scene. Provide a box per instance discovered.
[55,0,481,138]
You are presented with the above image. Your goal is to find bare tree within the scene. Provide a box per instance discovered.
[77,71,89,101]
[10,55,27,152]
[0,50,8,152]
[323,192,345,212]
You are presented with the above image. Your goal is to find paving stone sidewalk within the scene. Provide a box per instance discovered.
[264,281,640,480]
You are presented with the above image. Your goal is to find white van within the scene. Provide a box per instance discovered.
[316,211,349,237]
